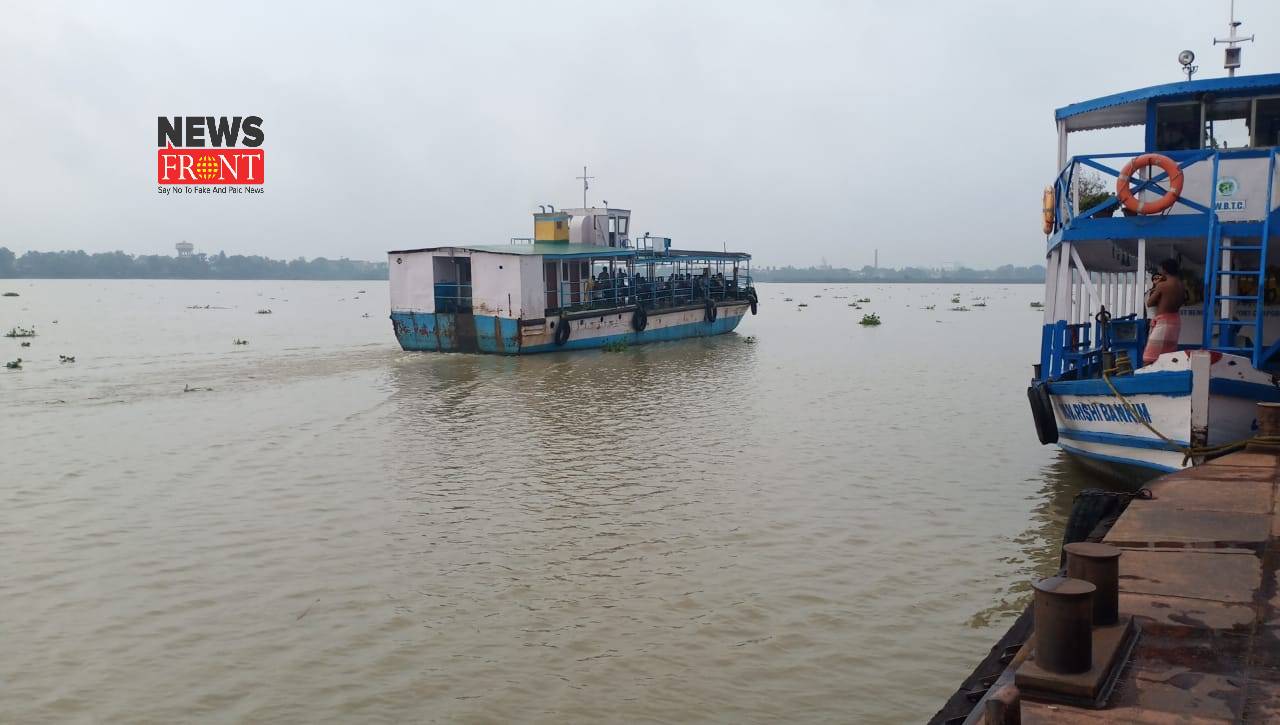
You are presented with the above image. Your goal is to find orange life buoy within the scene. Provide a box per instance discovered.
[1041,186,1055,235]
[1116,153,1183,215]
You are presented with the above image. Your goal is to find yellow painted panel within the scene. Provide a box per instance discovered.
[535,219,569,242]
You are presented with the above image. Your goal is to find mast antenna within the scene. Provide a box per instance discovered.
[575,166,595,209]
[1213,0,1254,77]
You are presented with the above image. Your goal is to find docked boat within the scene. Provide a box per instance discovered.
[1029,15,1280,476]
[388,202,757,353]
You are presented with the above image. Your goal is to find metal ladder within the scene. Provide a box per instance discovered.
[1202,149,1278,366]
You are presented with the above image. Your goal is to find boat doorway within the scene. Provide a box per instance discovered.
[544,261,558,311]
[433,256,472,312]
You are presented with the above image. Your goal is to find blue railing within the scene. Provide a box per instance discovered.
[1039,147,1280,378]
[1049,149,1218,237]
[548,275,754,315]
[1039,315,1147,382]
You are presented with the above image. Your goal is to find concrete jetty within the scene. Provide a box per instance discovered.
[938,436,1280,722]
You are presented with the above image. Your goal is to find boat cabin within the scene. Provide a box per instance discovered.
[1040,72,1280,380]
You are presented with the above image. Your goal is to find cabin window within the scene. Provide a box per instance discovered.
[1155,103,1199,151]
[617,217,628,235]
[1205,98,1252,149]
[1256,98,1280,148]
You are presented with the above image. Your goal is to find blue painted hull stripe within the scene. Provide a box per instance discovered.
[390,311,745,354]
[1047,371,1192,397]
[1209,378,1280,402]
[1058,428,1188,450]
[1057,442,1180,473]
[522,315,744,353]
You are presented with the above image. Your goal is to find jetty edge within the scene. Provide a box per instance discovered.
[932,401,1280,723]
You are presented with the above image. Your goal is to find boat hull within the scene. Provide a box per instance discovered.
[1044,351,1280,477]
[391,303,750,354]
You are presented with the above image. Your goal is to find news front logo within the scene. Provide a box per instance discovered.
[157,116,264,194]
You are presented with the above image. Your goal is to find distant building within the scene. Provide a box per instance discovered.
[175,241,194,258]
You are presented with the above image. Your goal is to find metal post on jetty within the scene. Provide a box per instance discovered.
[933,400,1280,723]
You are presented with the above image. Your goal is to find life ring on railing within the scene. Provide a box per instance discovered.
[704,298,718,323]
[1116,154,1183,215]
[1042,186,1055,235]
[631,305,648,332]
[554,317,571,346]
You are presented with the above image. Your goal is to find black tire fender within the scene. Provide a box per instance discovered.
[632,306,648,332]
[704,298,718,323]
[554,317,571,346]
[1027,383,1058,445]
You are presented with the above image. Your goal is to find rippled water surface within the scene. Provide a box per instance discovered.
[2,280,1106,723]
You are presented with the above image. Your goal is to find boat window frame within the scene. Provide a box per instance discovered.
[1204,96,1254,149]
[1254,94,1280,149]
[1152,96,1280,151]
[1154,101,1202,152]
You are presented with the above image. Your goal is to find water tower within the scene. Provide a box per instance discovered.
[175,241,194,258]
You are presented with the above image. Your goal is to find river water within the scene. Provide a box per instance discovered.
[2,280,1103,724]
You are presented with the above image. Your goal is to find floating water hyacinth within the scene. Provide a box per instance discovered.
[859,313,881,326]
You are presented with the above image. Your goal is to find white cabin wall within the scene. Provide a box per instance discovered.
[1176,156,1272,220]
[389,251,435,313]
[470,252,522,319]
[519,256,546,318]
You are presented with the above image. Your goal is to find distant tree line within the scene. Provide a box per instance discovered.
[0,248,388,280]
[752,264,1046,283]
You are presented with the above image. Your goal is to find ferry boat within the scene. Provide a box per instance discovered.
[388,199,757,353]
[1029,12,1280,476]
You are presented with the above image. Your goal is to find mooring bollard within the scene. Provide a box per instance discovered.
[984,683,1021,725]
[1064,542,1121,627]
[1032,576,1095,674]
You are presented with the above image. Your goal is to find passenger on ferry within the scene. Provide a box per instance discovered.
[1143,258,1186,365]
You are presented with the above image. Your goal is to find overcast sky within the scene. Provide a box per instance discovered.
[3,0,1279,269]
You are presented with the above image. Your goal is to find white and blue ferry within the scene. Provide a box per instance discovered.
[388,201,756,353]
[1030,16,1280,476]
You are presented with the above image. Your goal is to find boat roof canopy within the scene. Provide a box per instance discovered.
[389,242,751,262]
[388,243,635,259]
[1055,72,1280,132]
[663,249,752,261]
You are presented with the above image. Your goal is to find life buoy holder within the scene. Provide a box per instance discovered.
[554,317,571,346]
[631,305,648,332]
[704,298,718,323]
[1041,186,1055,235]
[1116,154,1183,215]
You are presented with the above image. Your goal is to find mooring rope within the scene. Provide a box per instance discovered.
[1099,365,1280,465]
